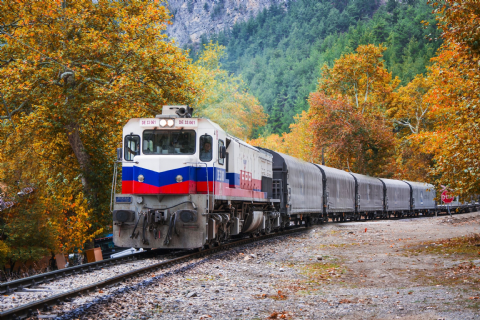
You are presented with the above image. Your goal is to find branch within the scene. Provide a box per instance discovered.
[0,58,15,69]
[394,119,416,134]
[0,19,22,34]
[0,99,29,120]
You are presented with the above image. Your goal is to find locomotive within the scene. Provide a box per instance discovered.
[111,106,473,250]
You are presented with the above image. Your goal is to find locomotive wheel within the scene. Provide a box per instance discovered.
[306,217,313,227]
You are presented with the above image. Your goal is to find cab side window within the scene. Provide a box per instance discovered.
[199,135,213,162]
[124,135,140,161]
[218,140,225,165]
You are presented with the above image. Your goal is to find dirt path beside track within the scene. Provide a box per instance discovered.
[79,212,480,320]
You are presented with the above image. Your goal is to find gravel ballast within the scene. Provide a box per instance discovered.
[39,211,480,320]
[1,212,477,319]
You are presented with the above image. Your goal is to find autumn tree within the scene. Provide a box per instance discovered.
[248,111,314,161]
[309,44,398,175]
[0,0,199,263]
[413,1,480,196]
[386,1,480,195]
[319,44,399,114]
[192,42,267,139]
[309,93,395,175]
[419,43,480,196]
[385,74,435,182]
[250,45,398,175]
[389,75,433,136]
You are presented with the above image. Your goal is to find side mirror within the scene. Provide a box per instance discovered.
[117,147,123,161]
[220,146,226,159]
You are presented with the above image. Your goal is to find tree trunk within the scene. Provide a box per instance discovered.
[65,122,93,198]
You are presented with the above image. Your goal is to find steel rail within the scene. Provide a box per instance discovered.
[1,202,477,297]
[0,248,176,296]
[0,227,308,320]
[1,205,478,319]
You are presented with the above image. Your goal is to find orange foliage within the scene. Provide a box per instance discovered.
[309,93,395,176]
[390,1,480,195]
[418,42,480,196]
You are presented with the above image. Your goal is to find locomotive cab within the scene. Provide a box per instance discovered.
[121,106,223,195]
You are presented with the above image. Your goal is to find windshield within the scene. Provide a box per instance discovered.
[143,130,196,155]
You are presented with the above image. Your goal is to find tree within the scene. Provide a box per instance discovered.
[247,110,314,162]
[407,1,480,196]
[311,44,398,175]
[419,43,480,196]
[319,44,399,114]
[431,0,480,60]
[386,74,435,182]
[192,42,267,139]
[0,0,199,262]
[388,74,433,136]
[309,93,395,175]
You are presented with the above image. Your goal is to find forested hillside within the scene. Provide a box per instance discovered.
[191,0,442,134]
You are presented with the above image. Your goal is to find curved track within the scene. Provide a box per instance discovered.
[1,205,478,320]
[0,227,308,320]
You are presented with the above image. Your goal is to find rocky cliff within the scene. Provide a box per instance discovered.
[166,0,288,47]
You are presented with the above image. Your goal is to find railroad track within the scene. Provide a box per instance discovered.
[0,227,309,320]
[2,203,475,296]
[0,248,177,296]
[1,207,477,320]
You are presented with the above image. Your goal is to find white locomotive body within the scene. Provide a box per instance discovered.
[112,106,279,249]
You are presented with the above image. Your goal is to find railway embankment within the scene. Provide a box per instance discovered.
[72,211,480,320]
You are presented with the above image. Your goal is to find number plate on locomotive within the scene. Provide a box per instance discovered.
[115,196,132,203]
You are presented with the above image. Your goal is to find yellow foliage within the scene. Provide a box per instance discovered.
[0,0,200,262]
[192,41,268,140]
[248,111,315,162]
[0,241,10,267]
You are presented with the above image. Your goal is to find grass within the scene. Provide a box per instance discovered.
[408,233,480,297]
[407,233,480,259]
[301,261,347,283]
[414,262,480,287]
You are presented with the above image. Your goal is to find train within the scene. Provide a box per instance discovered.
[111,106,479,250]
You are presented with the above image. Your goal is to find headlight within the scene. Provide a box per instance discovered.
[167,119,174,127]
[159,119,167,127]
[176,175,183,183]
[138,174,144,182]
